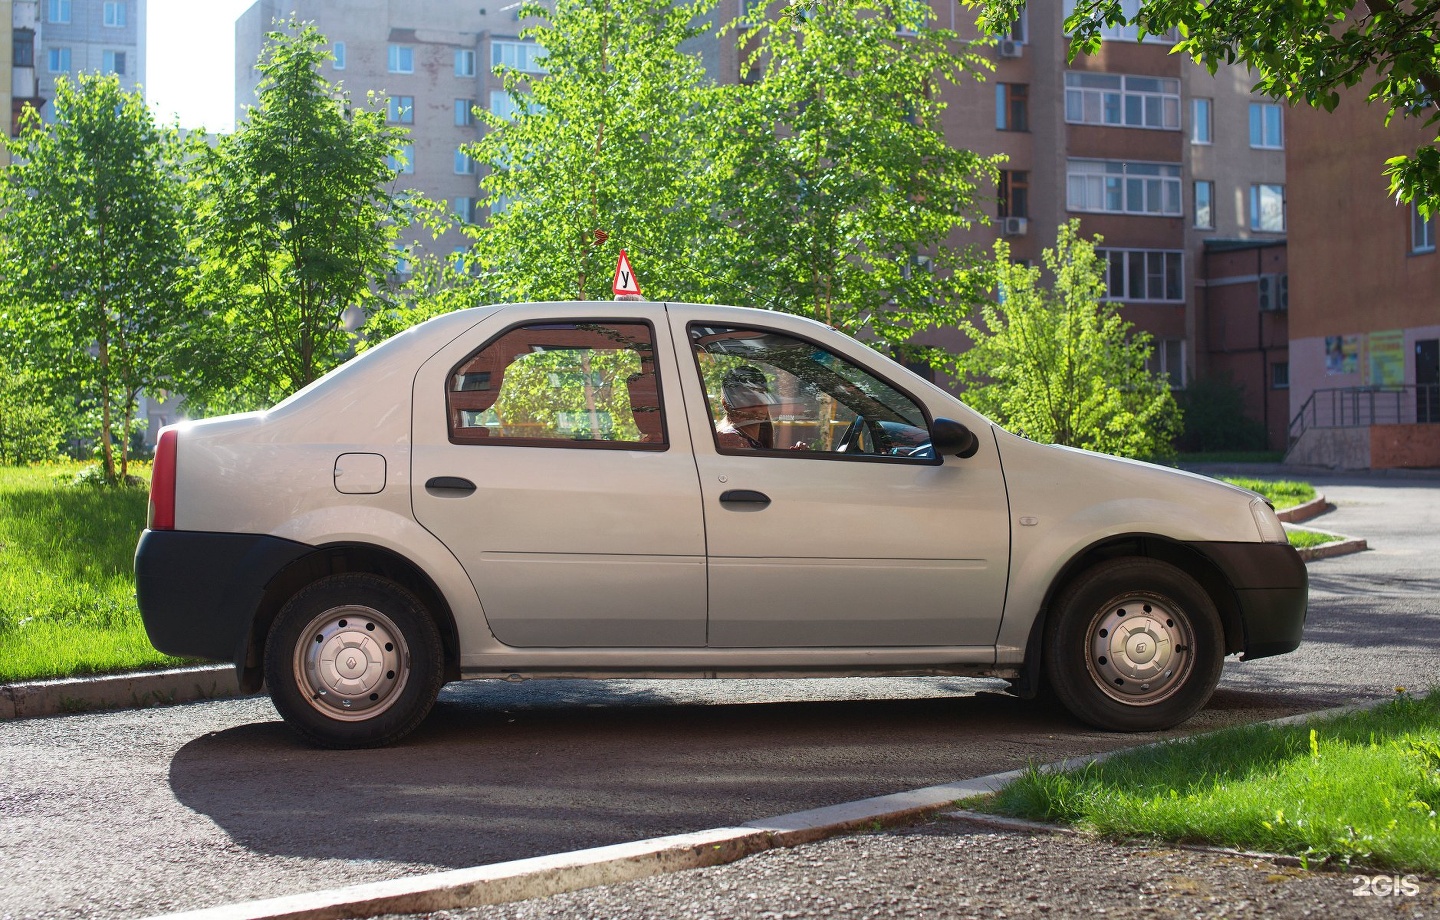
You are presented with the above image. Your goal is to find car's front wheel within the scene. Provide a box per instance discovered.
[1044,558,1224,732]
[264,573,443,748]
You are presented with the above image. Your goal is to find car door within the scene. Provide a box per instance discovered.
[411,304,708,647]
[668,305,1011,648]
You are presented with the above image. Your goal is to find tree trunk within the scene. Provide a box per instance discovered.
[99,330,116,482]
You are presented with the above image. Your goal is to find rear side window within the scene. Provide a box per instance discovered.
[446,321,665,449]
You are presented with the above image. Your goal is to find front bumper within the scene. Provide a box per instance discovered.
[134,530,312,665]
[1187,541,1308,660]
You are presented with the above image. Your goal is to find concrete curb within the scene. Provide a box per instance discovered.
[142,702,1380,920]
[1275,494,1330,524]
[0,664,245,721]
[1281,521,1369,562]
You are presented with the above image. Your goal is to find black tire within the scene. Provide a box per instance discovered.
[264,573,444,749]
[1043,558,1224,732]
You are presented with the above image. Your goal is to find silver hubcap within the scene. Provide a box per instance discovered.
[293,605,409,721]
[1086,593,1193,706]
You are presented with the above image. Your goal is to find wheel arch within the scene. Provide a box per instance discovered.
[1010,533,1244,699]
[237,542,462,692]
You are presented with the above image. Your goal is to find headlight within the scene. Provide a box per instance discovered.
[1249,497,1288,543]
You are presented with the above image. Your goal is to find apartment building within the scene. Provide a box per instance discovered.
[3,1,12,163]
[1284,88,1439,469]
[31,0,143,106]
[236,0,550,263]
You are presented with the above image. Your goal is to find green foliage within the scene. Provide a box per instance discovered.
[0,74,193,481]
[967,0,1440,215]
[187,21,407,410]
[717,0,999,354]
[465,0,726,304]
[951,221,1181,459]
[988,690,1440,874]
[1286,527,1335,549]
[1174,375,1268,453]
[1217,476,1316,510]
[0,369,66,466]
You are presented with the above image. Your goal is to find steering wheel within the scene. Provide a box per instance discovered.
[836,415,868,453]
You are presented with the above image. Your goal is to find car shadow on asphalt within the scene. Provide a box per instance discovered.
[167,683,1329,870]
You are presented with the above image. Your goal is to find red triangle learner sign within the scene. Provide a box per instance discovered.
[612,249,642,296]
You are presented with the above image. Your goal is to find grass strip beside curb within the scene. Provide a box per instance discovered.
[985,691,1440,875]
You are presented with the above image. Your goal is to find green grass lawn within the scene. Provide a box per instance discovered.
[986,691,1440,875]
[1219,476,1317,510]
[1287,527,1338,549]
[0,463,187,682]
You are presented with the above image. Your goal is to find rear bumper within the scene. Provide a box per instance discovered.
[1186,541,1309,660]
[134,530,312,665]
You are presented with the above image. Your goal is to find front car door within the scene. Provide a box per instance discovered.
[411,304,707,647]
[667,305,1011,648]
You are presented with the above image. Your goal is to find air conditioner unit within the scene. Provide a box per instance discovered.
[1258,273,1288,311]
[1002,216,1028,236]
[999,39,1023,59]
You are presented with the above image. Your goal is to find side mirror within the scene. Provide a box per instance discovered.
[930,417,980,459]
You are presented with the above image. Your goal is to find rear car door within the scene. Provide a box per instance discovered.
[411,304,707,647]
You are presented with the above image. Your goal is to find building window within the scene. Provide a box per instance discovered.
[103,1,125,27]
[393,246,410,277]
[48,0,70,24]
[333,42,346,70]
[492,40,546,73]
[388,45,414,74]
[996,83,1028,131]
[490,90,519,121]
[1191,98,1212,144]
[14,30,35,68]
[102,50,126,75]
[1194,181,1214,229]
[1064,0,1177,43]
[455,99,475,126]
[456,49,476,77]
[455,149,476,175]
[452,197,476,224]
[999,170,1029,219]
[1098,249,1184,302]
[1067,159,1183,216]
[1065,72,1180,130]
[1249,183,1285,232]
[388,96,414,124]
[47,47,71,73]
[1151,338,1186,387]
[1272,362,1290,389]
[999,11,1028,42]
[388,144,414,174]
[451,248,469,273]
[1413,204,1436,253]
[1249,102,1284,149]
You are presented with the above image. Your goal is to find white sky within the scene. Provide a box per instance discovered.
[145,0,260,134]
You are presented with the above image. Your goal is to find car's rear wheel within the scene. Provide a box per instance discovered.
[264,573,443,748]
[1044,558,1224,732]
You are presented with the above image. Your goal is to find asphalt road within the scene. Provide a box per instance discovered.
[0,476,1435,920]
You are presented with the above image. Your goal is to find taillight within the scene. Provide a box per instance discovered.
[150,428,177,531]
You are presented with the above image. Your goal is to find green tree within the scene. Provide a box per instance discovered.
[464,0,727,304]
[952,221,1181,459]
[715,0,999,360]
[0,368,66,466]
[0,74,192,481]
[189,22,407,410]
[969,0,1440,214]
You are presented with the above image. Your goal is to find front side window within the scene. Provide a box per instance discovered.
[492,40,546,73]
[388,44,414,74]
[447,322,665,448]
[103,1,125,27]
[690,325,935,460]
[48,0,70,24]
[1250,183,1285,231]
[1099,249,1184,302]
[1065,72,1180,130]
[1413,204,1436,253]
[1067,159,1183,216]
[387,96,414,124]
[1249,102,1284,149]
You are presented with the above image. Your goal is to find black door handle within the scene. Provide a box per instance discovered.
[426,476,476,495]
[719,489,770,506]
